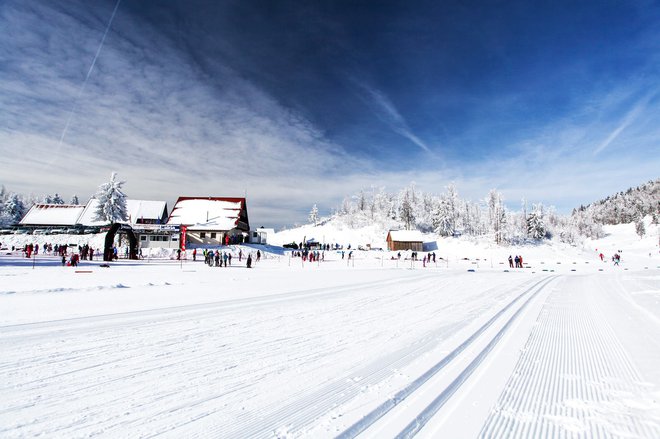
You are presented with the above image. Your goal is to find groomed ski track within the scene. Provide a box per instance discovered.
[2,268,660,438]
[476,273,660,439]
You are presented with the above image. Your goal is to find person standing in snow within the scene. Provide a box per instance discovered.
[256,250,261,263]
[193,248,197,261]
[508,255,514,268]
[247,253,252,268]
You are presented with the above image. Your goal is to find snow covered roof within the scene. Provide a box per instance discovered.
[77,198,108,227]
[77,198,168,227]
[19,204,85,226]
[387,230,425,242]
[167,197,250,231]
[126,200,168,223]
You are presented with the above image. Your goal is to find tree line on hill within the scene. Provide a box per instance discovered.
[312,178,659,245]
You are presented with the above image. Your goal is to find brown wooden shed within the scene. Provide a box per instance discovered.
[386,230,425,251]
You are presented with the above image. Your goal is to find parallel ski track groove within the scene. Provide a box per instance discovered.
[479,275,660,438]
[180,277,540,439]
[335,275,556,439]
[392,275,557,438]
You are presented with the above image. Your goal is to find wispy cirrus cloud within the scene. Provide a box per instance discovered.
[0,0,354,226]
[593,90,658,155]
[352,80,433,154]
[2,0,659,228]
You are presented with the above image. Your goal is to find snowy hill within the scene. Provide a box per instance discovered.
[273,215,659,266]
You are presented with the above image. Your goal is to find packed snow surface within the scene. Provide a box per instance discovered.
[1,222,659,438]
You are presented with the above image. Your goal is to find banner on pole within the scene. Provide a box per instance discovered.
[180,226,187,251]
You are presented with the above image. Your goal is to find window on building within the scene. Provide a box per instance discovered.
[140,236,147,241]
[200,232,206,239]
[211,233,216,239]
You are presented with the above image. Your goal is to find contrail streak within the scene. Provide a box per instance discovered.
[56,0,122,149]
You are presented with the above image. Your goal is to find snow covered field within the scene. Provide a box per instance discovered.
[1,224,659,438]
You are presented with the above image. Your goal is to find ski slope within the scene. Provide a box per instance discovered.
[1,223,659,438]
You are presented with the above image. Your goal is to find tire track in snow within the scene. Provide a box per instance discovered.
[479,274,660,438]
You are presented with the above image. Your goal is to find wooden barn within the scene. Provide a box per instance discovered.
[386,230,425,252]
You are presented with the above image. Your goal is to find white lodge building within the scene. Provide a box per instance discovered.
[166,197,250,247]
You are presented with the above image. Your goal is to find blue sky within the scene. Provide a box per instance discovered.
[1,0,659,228]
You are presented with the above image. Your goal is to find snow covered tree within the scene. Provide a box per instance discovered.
[43,194,52,203]
[399,189,415,230]
[94,172,128,224]
[635,216,646,238]
[487,189,507,244]
[309,204,319,226]
[432,199,454,236]
[1,193,26,225]
[70,195,80,205]
[527,203,547,239]
[51,193,65,205]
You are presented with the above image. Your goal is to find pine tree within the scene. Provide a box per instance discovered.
[2,194,26,225]
[43,194,53,203]
[94,172,128,223]
[52,193,64,204]
[432,199,453,236]
[399,189,415,230]
[635,216,646,238]
[70,195,80,205]
[309,204,319,226]
[527,203,547,239]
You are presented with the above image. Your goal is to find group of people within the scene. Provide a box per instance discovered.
[17,243,95,260]
[598,251,623,265]
[508,255,524,268]
[291,249,324,262]
[191,248,260,268]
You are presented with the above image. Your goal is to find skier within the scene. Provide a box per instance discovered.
[256,250,261,263]
[193,248,197,261]
[247,253,252,268]
[508,255,514,268]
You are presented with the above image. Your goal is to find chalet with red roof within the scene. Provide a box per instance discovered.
[167,197,250,246]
